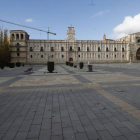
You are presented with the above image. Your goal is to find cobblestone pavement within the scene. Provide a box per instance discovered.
[1,64,140,140]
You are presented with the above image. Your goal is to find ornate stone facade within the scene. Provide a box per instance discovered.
[10,26,140,64]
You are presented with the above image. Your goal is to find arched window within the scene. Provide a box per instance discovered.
[79,55,80,58]
[87,47,89,51]
[122,55,124,58]
[62,55,64,58]
[16,34,19,40]
[30,55,33,58]
[98,47,100,52]
[115,55,116,58]
[41,55,43,58]
[107,55,108,58]
[122,48,124,52]
[11,34,15,40]
[114,48,117,52]
[21,34,24,39]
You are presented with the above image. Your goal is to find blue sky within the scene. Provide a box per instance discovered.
[0,0,140,40]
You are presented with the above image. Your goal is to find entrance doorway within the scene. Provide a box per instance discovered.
[69,58,73,61]
[136,48,140,60]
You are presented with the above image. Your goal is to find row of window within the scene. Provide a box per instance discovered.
[11,34,24,40]
[29,54,125,59]
[29,47,125,52]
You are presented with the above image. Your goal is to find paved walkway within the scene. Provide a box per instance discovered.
[1,63,140,140]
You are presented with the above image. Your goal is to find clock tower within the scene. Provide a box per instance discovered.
[67,25,75,41]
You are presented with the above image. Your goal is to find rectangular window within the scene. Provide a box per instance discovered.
[51,47,54,51]
[30,47,33,52]
[78,47,80,51]
[17,48,20,51]
[61,47,64,51]
[40,47,44,51]
[70,47,72,52]
[17,43,19,47]
[106,48,108,52]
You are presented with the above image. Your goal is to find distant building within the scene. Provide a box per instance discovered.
[10,26,140,63]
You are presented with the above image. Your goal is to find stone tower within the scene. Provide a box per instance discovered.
[10,30,29,63]
[67,25,75,41]
[103,34,106,41]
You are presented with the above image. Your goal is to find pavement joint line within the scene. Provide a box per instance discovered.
[91,83,140,120]
[0,86,8,90]
[1,85,90,93]
[102,83,140,88]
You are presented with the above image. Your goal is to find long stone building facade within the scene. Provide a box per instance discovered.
[10,26,140,64]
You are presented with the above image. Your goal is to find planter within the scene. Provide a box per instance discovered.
[5,63,10,67]
[47,62,54,73]
[88,65,92,72]
[0,63,5,69]
[9,63,15,68]
[70,63,73,67]
[79,62,84,69]
[66,61,69,65]
[16,62,21,67]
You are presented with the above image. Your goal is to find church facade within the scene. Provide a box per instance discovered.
[10,26,140,64]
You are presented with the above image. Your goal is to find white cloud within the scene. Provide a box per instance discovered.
[110,13,140,39]
[92,10,109,18]
[25,19,33,22]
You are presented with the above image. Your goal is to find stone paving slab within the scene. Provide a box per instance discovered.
[73,75,91,83]
[9,75,81,87]
[0,77,23,87]
[1,64,140,139]
[6,84,82,90]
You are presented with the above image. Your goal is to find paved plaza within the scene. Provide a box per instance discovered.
[1,63,140,140]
